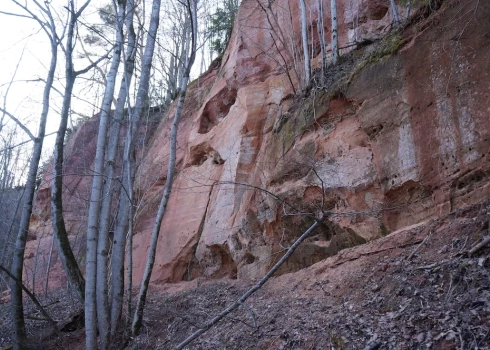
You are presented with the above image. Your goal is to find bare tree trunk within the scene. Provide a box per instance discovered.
[331,0,339,64]
[110,0,164,336]
[390,0,400,25]
[94,0,136,345]
[44,235,55,296]
[85,1,125,348]
[318,0,327,80]
[178,15,191,92]
[131,0,198,336]
[165,51,176,103]
[125,219,133,323]
[10,25,57,350]
[299,0,310,84]
[50,2,88,303]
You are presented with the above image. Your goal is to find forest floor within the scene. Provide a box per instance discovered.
[1,201,489,350]
[126,201,490,350]
[2,200,488,349]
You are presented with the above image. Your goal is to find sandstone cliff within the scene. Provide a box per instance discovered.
[27,0,490,292]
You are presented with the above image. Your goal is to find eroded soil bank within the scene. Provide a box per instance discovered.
[9,200,488,349]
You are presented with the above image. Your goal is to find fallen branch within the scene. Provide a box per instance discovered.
[331,239,424,268]
[0,264,60,337]
[468,236,490,256]
[175,215,327,349]
[363,342,381,350]
[413,261,445,270]
[407,230,432,260]
[26,315,49,321]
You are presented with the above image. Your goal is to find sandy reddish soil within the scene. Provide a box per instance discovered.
[6,200,487,349]
[125,201,490,350]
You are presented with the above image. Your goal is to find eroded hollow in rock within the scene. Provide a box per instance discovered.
[188,142,225,166]
[198,87,237,134]
[201,244,238,279]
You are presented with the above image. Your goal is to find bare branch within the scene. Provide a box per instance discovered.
[0,10,34,20]
[0,264,60,337]
[0,107,36,141]
[75,48,112,76]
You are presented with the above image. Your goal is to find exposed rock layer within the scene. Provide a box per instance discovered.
[27,0,490,290]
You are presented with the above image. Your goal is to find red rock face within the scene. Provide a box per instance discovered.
[28,0,490,289]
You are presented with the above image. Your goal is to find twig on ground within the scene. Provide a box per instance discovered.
[407,230,432,260]
[238,301,257,329]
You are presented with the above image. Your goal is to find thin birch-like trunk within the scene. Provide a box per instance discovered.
[85,2,124,348]
[166,52,176,103]
[131,0,198,336]
[110,0,163,335]
[390,0,400,25]
[331,0,339,64]
[299,0,310,84]
[93,1,136,347]
[318,0,327,77]
[44,235,55,296]
[10,32,57,350]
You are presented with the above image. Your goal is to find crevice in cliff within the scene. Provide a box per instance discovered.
[197,86,237,134]
[183,182,214,281]
[187,143,225,167]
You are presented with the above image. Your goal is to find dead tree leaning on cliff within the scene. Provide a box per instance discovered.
[131,0,198,336]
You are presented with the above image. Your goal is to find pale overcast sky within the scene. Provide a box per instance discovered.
[0,0,111,162]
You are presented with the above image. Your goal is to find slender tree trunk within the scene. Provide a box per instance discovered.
[178,16,191,92]
[85,2,125,348]
[318,0,327,80]
[331,0,339,64]
[299,0,310,84]
[51,8,85,301]
[165,52,176,103]
[390,0,400,25]
[10,37,57,350]
[405,0,412,20]
[110,0,163,336]
[131,0,198,336]
[93,1,137,347]
[125,218,133,323]
[44,235,55,296]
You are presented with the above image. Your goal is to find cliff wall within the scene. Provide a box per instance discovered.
[27,0,490,290]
